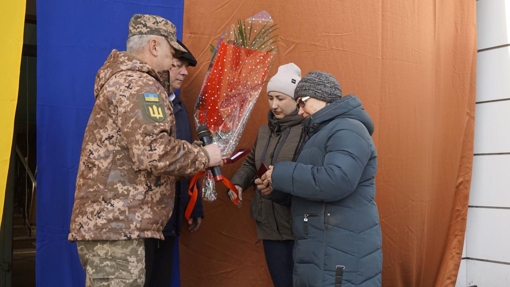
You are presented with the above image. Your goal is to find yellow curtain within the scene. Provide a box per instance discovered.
[0,1,26,229]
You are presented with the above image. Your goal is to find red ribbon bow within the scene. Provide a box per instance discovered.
[184,171,239,221]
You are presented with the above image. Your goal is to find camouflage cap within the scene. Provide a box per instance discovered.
[128,14,187,53]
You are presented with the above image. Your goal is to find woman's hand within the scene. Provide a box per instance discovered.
[256,166,274,196]
[227,185,243,208]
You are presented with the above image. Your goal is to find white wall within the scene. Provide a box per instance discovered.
[457,0,510,286]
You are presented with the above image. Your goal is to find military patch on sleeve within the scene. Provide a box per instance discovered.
[138,94,167,123]
[144,93,160,102]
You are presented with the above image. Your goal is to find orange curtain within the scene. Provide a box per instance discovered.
[179,1,476,286]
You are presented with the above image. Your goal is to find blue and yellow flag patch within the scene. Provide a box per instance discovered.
[138,94,167,123]
[144,93,160,102]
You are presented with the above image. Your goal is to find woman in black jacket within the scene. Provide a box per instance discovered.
[228,63,304,287]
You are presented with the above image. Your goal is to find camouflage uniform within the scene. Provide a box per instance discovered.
[69,49,209,241]
[69,14,209,286]
[77,240,145,286]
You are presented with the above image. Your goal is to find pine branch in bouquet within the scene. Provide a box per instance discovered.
[231,19,279,52]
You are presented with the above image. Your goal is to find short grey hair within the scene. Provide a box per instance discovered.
[126,35,152,53]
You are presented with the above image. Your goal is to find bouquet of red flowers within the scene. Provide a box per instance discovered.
[187,11,278,215]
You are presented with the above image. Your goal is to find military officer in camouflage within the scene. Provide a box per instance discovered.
[68,14,223,286]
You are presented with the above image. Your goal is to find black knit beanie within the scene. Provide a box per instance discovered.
[295,71,342,103]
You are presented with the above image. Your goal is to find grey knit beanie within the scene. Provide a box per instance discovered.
[295,71,342,103]
[266,63,301,99]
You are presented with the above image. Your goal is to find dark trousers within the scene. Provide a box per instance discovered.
[144,236,176,287]
[263,240,294,287]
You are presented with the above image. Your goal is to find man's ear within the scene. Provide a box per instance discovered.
[148,37,158,57]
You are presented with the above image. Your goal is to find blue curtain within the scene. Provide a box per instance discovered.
[36,1,184,286]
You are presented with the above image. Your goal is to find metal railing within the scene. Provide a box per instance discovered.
[15,145,36,237]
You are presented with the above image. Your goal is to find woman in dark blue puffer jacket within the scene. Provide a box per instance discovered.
[257,71,382,287]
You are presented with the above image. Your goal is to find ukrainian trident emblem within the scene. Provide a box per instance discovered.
[144,103,166,122]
